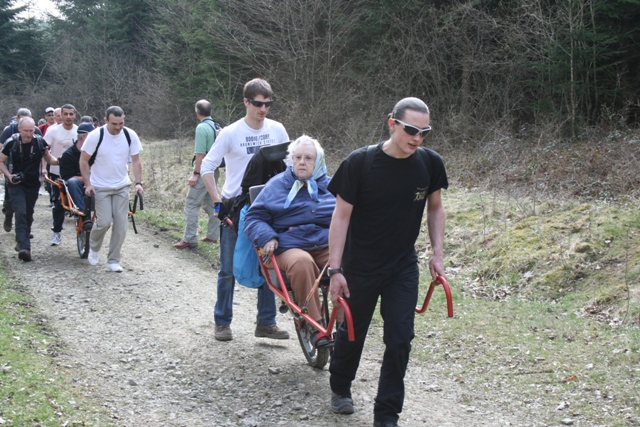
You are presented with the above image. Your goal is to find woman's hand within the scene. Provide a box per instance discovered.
[330,273,350,305]
[261,238,278,256]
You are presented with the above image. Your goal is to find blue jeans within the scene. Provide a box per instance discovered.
[214,223,277,326]
[66,178,85,212]
[329,263,419,425]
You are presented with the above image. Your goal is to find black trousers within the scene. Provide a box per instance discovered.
[329,263,419,424]
[3,177,13,217]
[9,184,39,250]
[49,173,65,232]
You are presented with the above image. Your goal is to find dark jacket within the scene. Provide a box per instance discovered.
[59,144,81,180]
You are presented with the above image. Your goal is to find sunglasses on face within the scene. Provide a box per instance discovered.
[246,98,273,108]
[393,119,432,137]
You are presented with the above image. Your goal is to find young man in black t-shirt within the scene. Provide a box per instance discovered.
[327,97,448,427]
[0,117,60,261]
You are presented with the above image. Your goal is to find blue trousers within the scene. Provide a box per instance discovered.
[329,263,419,424]
[214,223,277,326]
[66,178,85,212]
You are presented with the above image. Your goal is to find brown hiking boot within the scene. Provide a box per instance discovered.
[255,324,290,340]
[173,240,197,249]
[214,324,233,341]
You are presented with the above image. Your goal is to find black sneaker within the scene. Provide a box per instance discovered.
[373,420,400,427]
[3,214,12,232]
[331,392,354,414]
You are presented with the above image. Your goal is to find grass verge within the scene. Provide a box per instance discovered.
[0,267,112,426]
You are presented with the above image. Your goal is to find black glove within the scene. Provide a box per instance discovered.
[215,202,230,220]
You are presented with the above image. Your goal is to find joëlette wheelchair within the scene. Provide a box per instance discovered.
[221,142,453,369]
[44,176,143,258]
[246,183,355,369]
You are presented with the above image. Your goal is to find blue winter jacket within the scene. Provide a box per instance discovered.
[244,167,335,254]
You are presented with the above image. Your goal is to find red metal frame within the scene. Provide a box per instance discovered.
[415,275,454,317]
[258,252,355,342]
[44,176,90,237]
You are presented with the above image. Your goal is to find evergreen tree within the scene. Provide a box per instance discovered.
[0,0,46,82]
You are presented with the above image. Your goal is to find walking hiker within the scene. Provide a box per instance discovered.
[79,106,144,272]
[201,78,290,342]
[173,99,221,249]
[0,117,60,261]
[327,97,449,427]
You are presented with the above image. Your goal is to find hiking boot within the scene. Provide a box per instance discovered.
[106,263,124,272]
[18,249,31,262]
[215,324,233,341]
[331,392,354,414]
[255,324,290,340]
[373,420,400,427]
[173,240,197,249]
[88,249,99,266]
[50,232,62,246]
[200,237,217,243]
[3,215,12,232]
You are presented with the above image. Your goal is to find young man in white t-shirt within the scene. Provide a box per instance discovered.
[79,106,144,272]
[201,78,290,342]
[44,103,78,246]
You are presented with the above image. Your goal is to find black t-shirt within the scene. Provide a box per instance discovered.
[328,143,448,275]
[59,144,81,180]
[2,136,49,188]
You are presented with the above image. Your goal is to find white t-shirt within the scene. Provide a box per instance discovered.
[81,126,143,189]
[201,117,289,199]
[44,124,77,175]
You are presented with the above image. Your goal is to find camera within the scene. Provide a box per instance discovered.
[11,172,23,183]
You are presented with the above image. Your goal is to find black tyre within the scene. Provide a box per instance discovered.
[295,321,330,369]
[76,217,90,258]
[294,284,332,369]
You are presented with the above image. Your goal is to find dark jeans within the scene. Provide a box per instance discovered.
[49,173,65,232]
[9,184,40,250]
[3,177,13,217]
[329,263,419,424]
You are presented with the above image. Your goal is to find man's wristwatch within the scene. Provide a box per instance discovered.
[193,171,200,175]
[135,182,143,186]
[327,267,343,277]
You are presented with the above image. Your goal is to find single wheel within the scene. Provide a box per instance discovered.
[294,285,332,369]
[295,321,330,369]
[76,217,90,258]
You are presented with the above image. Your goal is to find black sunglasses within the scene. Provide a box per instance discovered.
[246,98,273,108]
[393,119,432,137]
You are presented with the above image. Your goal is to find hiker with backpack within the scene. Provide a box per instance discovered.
[326,97,448,427]
[0,108,43,234]
[0,117,60,262]
[79,106,144,273]
[173,99,222,249]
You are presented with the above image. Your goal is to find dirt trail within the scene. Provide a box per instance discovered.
[2,193,522,426]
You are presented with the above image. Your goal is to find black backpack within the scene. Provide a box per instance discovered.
[89,127,131,166]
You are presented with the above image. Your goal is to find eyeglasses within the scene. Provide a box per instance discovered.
[393,119,432,137]
[246,98,273,108]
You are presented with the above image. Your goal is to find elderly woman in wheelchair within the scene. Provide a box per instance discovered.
[244,135,335,348]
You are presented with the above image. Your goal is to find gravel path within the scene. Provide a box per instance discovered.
[2,193,523,426]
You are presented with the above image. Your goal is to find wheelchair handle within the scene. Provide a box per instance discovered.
[416,275,454,317]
